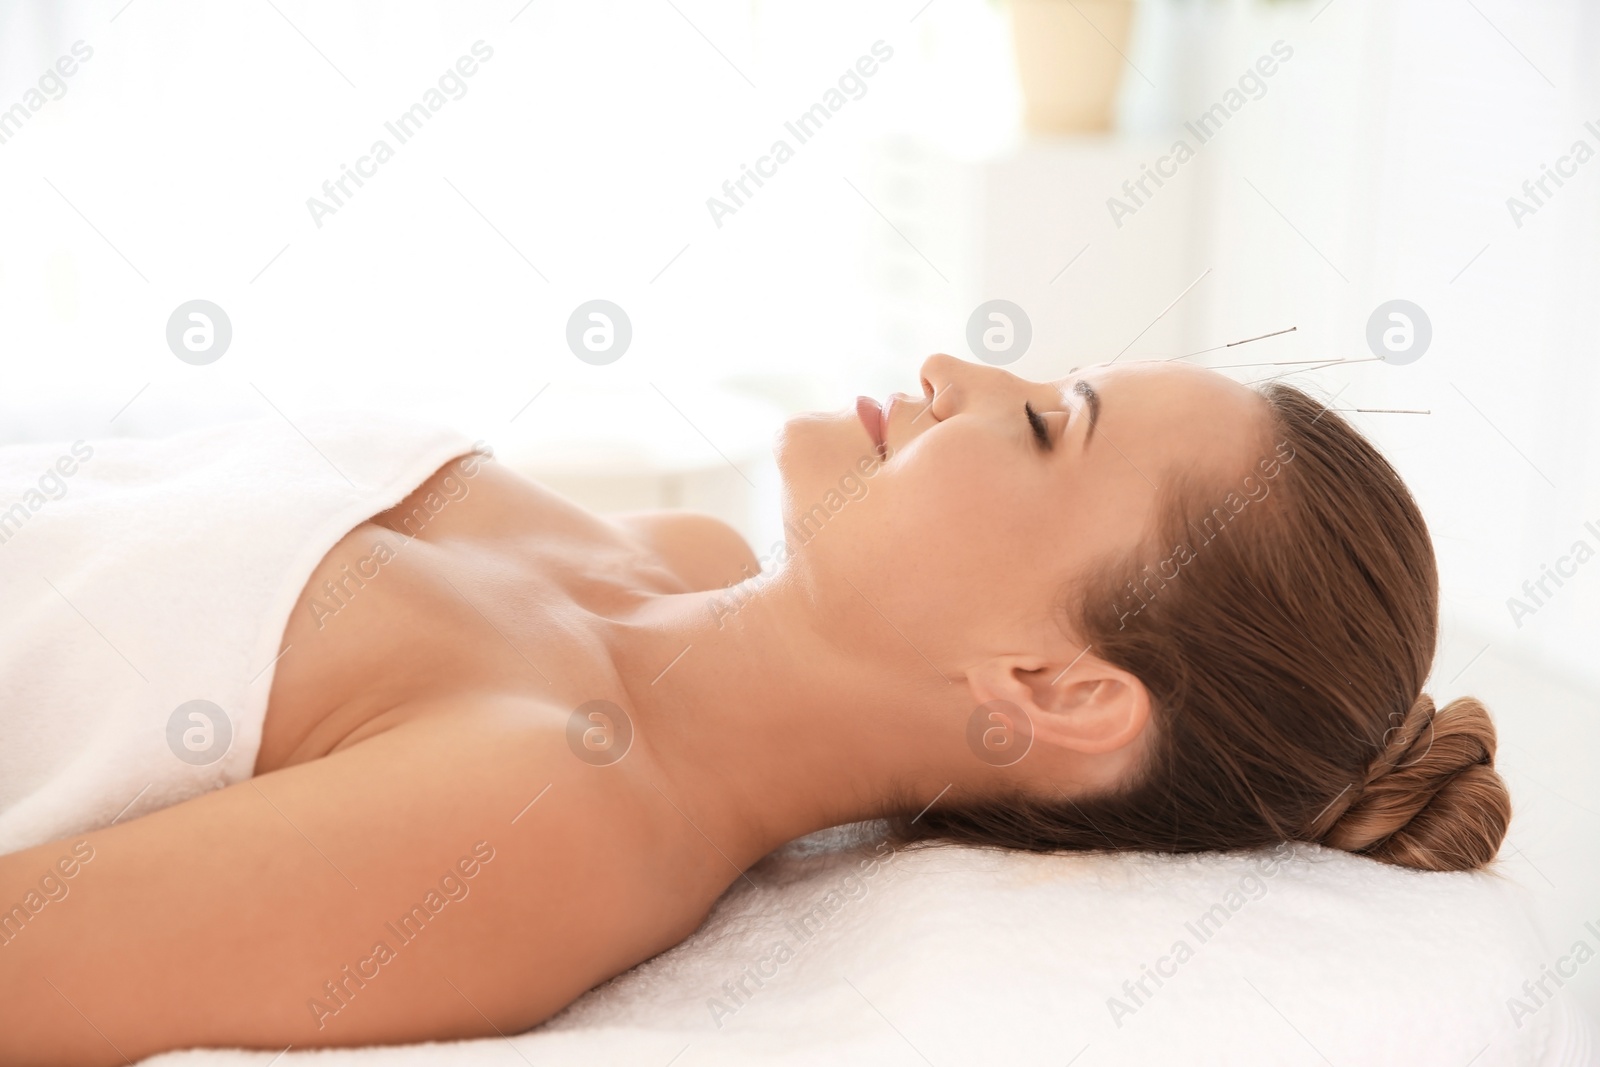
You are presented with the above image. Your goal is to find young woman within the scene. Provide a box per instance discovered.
[0,354,1509,1064]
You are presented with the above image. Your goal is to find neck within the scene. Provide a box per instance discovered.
[603,565,968,869]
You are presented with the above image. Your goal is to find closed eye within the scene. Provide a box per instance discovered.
[1024,402,1052,451]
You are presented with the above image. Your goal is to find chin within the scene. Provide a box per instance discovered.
[775,409,854,483]
[773,409,885,550]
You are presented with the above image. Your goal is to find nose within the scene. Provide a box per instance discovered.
[918,353,965,420]
[918,352,1024,421]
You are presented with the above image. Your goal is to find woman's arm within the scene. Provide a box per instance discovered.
[0,697,695,1065]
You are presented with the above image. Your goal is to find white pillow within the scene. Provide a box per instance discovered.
[142,830,1591,1066]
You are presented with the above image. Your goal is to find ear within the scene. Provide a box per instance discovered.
[966,652,1151,755]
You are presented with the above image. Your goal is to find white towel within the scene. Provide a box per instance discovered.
[0,414,1584,1065]
[136,831,1590,1066]
[0,412,475,855]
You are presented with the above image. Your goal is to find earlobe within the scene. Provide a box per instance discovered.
[967,653,1151,756]
[1047,670,1151,754]
[965,655,1049,723]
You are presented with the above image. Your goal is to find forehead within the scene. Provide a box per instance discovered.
[1063,361,1269,478]
[1066,360,1262,420]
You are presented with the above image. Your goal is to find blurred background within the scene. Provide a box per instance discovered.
[1,0,1596,1029]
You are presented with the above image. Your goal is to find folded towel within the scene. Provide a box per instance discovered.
[138,830,1590,1066]
[0,413,475,855]
[2,414,1582,1065]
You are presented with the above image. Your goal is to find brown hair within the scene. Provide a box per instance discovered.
[888,382,1510,872]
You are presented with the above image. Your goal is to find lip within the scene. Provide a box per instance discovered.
[855,396,887,458]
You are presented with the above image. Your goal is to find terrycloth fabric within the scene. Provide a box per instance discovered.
[0,413,476,855]
[2,415,1587,1064]
[139,832,1590,1066]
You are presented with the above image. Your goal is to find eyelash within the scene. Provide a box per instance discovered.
[1024,402,1052,450]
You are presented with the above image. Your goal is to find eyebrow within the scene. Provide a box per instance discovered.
[1072,379,1100,442]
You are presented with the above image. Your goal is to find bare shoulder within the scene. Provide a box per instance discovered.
[612,510,760,592]
[0,696,720,1065]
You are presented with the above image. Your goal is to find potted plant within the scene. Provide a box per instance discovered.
[1004,0,1139,133]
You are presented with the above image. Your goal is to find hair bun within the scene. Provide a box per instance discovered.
[1321,694,1511,871]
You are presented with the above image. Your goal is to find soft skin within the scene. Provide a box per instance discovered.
[775,354,1268,797]
[0,355,1267,1064]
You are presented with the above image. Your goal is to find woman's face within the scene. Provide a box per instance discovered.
[773,354,1269,663]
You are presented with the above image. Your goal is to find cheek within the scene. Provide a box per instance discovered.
[906,469,1020,554]
[859,442,1049,590]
